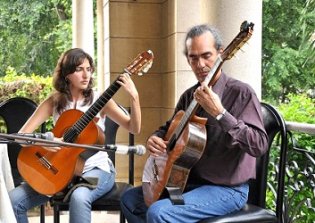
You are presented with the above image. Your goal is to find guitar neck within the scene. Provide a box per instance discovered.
[170,56,224,146]
[72,78,122,133]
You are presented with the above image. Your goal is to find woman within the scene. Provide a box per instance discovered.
[9,48,141,223]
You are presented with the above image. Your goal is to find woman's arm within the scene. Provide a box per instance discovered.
[19,97,54,133]
[101,73,141,134]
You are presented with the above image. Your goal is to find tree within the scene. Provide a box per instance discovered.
[262,0,315,104]
[0,0,72,76]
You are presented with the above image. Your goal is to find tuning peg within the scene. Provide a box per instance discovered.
[233,54,240,60]
[242,42,251,51]
[138,72,143,76]
[147,49,154,56]
[239,48,245,53]
[142,61,153,73]
[240,41,251,53]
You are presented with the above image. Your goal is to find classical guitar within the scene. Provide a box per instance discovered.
[17,50,154,195]
[142,21,254,206]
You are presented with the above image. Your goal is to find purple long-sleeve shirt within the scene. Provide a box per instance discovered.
[152,72,269,186]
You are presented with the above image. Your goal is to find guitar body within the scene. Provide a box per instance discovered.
[17,109,105,195]
[143,110,207,206]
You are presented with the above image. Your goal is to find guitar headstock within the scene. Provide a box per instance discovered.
[221,21,254,61]
[124,50,154,76]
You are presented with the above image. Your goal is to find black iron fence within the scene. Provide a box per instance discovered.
[267,121,315,223]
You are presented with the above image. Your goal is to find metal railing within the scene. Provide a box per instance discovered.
[286,121,315,135]
[268,121,315,223]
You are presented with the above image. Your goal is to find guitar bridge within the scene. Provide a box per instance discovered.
[35,152,58,174]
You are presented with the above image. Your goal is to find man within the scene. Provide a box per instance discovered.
[120,24,268,222]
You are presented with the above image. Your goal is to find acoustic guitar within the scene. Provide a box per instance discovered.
[17,50,154,195]
[142,21,254,206]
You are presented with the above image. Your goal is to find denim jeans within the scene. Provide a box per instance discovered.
[9,165,115,223]
[120,183,249,223]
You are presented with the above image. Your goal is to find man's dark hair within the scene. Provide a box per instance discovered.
[184,24,223,56]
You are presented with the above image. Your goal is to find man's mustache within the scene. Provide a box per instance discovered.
[200,66,211,73]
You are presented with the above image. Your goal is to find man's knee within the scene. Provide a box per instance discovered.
[147,201,166,221]
[147,206,159,221]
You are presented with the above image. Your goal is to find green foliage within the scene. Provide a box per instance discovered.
[278,93,315,124]
[0,67,53,105]
[0,0,72,77]
[262,0,315,104]
[263,2,315,218]
[0,67,54,130]
[278,93,315,151]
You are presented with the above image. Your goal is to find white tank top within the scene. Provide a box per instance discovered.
[52,91,112,173]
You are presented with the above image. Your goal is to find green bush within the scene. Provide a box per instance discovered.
[0,67,53,104]
[278,93,315,151]
[0,67,54,130]
[278,93,315,124]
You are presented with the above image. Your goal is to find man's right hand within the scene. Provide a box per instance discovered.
[146,135,168,157]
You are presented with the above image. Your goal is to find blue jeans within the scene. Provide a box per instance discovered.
[9,166,115,223]
[120,183,249,223]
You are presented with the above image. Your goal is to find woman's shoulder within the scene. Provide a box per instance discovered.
[39,95,54,107]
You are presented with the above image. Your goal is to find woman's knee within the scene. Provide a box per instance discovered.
[70,187,91,205]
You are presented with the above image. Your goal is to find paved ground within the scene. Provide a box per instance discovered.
[28,211,120,223]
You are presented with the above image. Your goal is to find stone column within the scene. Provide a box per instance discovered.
[72,0,94,58]
[96,0,105,92]
[214,0,263,99]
